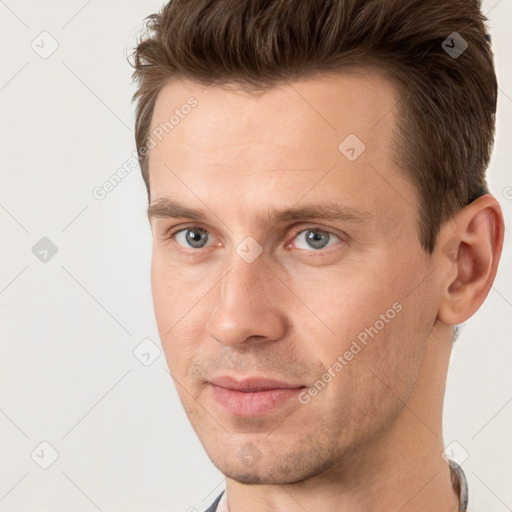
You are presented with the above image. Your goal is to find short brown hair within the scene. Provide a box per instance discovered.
[130,0,497,252]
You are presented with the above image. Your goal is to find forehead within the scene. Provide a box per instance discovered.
[149,71,397,164]
[146,72,415,231]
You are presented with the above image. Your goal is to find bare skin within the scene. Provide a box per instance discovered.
[146,72,504,512]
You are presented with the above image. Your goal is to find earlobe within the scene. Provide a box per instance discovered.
[437,195,505,326]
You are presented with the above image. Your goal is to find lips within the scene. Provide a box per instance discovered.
[209,375,304,392]
[207,375,306,417]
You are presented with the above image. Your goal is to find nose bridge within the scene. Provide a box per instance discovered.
[206,246,286,346]
[218,247,271,316]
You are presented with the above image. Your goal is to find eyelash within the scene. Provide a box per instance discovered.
[165,224,344,254]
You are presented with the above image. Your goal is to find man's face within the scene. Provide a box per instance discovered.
[148,73,440,484]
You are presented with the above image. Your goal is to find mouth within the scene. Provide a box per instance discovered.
[207,375,307,417]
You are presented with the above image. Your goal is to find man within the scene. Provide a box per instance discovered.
[130,0,504,510]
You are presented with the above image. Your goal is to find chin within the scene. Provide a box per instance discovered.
[218,465,296,486]
[210,449,338,486]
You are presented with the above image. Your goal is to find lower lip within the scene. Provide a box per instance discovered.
[208,384,305,417]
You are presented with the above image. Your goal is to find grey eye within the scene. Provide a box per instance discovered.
[295,229,340,250]
[175,227,211,249]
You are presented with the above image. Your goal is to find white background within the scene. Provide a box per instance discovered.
[0,1,511,511]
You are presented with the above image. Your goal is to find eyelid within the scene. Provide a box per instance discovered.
[164,223,202,237]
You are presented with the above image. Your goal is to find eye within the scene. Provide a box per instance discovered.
[293,228,342,251]
[173,226,214,249]
[168,225,343,253]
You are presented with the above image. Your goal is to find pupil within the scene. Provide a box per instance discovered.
[307,230,328,249]
[187,228,206,247]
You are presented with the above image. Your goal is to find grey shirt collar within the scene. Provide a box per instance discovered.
[448,459,469,512]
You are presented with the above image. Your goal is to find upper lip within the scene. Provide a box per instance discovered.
[209,375,305,392]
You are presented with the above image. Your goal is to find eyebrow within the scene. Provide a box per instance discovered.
[147,198,372,226]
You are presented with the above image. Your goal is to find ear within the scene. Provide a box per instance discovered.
[436,194,505,325]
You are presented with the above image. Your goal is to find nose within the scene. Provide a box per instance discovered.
[206,250,288,348]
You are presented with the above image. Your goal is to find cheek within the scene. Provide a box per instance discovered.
[151,252,195,371]
[330,278,433,416]
[150,249,199,327]
[284,265,398,349]
[310,303,427,443]
[285,255,430,377]
[150,254,171,331]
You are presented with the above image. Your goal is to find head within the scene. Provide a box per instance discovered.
[131,0,504,486]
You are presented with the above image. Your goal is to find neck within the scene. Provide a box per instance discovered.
[224,322,460,512]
